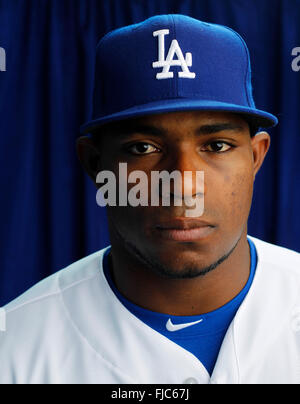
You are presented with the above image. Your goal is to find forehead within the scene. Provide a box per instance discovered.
[137,110,248,129]
[100,110,249,137]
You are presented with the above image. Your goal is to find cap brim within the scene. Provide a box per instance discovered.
[80,99,278,134]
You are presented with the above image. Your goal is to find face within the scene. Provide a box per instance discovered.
[79,111,269,279]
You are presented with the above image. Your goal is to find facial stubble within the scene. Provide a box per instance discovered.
[111,221,242,280]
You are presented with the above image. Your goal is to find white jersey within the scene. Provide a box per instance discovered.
[0,236,300,384]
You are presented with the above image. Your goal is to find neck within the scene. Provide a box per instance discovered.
[108,229,251,316]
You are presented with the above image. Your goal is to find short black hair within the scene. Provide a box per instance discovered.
[248,123,260,138]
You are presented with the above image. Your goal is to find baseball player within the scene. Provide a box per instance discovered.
[1,14,300,385]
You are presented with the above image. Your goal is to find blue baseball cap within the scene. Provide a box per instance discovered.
[80,14,278,134]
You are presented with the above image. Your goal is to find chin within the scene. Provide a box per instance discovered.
[151,265,214,280]
[137,236,240,280]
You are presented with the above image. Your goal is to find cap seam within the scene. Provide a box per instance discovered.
[219,24,253,108]
[171,15,179,97]
[97,93,252,112]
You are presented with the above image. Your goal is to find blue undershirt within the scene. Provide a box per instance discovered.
[102,238,257,375]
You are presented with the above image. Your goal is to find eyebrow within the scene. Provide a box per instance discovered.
[109,124,164,137]
[196,123,244,135]
[107,122,244,137]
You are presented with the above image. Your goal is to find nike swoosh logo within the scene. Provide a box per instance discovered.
[166,318,203,332]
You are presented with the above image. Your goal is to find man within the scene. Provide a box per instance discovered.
[0,14,299,384]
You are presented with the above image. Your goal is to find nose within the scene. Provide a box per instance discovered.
[166,148,205,200]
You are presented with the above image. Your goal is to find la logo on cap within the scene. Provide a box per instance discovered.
[152,29,196,80]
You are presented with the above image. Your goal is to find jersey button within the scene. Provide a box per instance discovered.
[183,377,198,384]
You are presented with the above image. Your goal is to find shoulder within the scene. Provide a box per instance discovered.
[0,246,114,383]
[231,238,300,383]
[3,247,109,315]
[247,235,300,307]
[0,246,110,360]
[249,235,300,275]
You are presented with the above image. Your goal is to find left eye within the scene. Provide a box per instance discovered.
[128,143,159,155]
[204,142,232,153]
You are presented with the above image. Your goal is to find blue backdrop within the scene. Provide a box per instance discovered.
[0,0,299,306]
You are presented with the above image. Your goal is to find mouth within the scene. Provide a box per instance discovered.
[155,218,216,242]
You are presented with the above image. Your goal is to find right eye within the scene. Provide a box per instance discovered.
[127,142,160,155]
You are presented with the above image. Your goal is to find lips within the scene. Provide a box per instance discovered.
[156,218,212,230]
[155,218,215,241]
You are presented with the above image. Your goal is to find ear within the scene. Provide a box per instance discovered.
[250,131,271,179]
[76,136,101,186]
